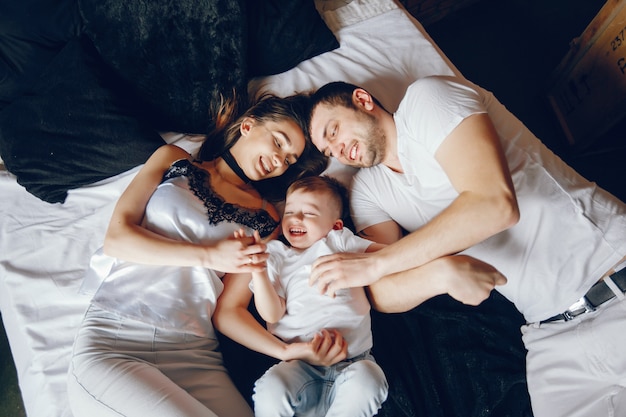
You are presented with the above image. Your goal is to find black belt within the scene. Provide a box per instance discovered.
[541,267,626,323]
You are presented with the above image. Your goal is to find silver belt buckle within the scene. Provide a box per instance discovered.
[562,296,596,321]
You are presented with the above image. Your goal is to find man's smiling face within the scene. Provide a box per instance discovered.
[309,103,386,168]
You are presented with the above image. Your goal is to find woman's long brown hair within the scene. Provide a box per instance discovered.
[198,91,328,201]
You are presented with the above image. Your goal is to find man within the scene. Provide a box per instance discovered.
[308,75,626,417]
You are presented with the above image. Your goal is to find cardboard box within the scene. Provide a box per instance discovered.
[547,0,626,148]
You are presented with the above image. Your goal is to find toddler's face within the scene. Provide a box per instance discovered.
[281,189,341,249]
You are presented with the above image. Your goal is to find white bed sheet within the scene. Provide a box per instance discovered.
[0,1,459,416]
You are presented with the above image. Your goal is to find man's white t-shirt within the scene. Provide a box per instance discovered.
[351,76,626,323]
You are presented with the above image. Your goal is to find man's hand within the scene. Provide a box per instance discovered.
[441,255,507,305]
[309,252,380,296]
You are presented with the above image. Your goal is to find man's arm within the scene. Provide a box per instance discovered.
[372,113,519,275]
[366,254,506,312]
[358,221,404,245]
[361,219,506,312]
[311,113,516,300]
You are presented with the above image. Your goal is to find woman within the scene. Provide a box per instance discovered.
[67,94,328,417]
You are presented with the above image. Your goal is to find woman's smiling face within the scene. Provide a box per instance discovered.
[231,117,306,181]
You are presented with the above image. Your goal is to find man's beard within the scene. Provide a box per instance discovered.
[358,111,386,168]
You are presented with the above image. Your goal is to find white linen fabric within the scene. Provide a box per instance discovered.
[249,5,459,113]
[351,75,626,323]
[254,228,373,358]
[0,1,462,416]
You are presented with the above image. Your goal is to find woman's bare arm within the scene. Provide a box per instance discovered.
[103,144,268,273]
[213,274,347,365]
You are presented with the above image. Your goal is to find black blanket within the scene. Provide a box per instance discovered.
[220,291,532,417]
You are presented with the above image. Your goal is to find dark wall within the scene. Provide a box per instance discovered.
[426,0,626,202]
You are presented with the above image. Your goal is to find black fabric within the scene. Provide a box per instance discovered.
[245,0,339,77]
[78,0,248,134]
[0,0,83,110]
[222,149,252,184]
[221,292,532,417]
[217,301,280,408]
[373,292,532,417]
[586,267,626,306]
[612,267,626,292]
[0,37,164,204]
[1,0,338,203]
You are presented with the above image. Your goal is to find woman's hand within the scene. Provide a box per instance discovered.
[207,230,268,273]
[282,329,348,366]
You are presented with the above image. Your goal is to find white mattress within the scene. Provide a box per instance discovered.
[0,1,459,416]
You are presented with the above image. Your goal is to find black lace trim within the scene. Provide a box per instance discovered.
[162,159,279,237]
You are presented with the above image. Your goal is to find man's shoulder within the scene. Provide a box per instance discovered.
[406,75,467,92]
[353,165,388,186]
[402,75,481,107]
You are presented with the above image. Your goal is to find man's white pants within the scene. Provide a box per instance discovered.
[523,296,626,417]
